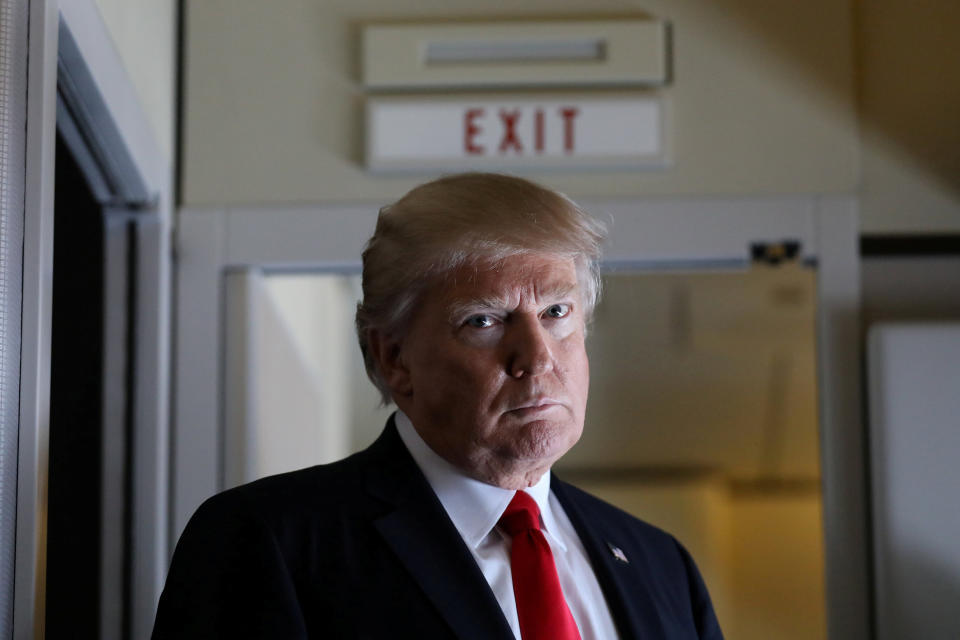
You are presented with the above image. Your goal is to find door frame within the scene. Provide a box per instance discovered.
[18,0,173,636]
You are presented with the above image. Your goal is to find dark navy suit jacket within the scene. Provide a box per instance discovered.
[152,418,723,639]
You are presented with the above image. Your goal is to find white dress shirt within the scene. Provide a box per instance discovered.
[395,411,619,640]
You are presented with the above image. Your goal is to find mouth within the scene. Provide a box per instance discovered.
[506,398,564,415]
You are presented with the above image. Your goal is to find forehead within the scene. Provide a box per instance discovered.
[433,253,579,308]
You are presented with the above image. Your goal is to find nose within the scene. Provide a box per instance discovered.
[506,316,554,378]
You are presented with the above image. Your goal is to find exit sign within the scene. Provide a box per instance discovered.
[366,96,665,172]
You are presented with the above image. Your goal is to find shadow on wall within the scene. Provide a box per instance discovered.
[855,1,960,203]
[709,0,960,203]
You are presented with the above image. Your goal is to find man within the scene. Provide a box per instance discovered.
[153,173,722,639]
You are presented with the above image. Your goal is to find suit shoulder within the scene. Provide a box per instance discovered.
[189,449,369,528]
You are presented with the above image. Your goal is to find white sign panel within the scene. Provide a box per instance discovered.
[366,96,665,171]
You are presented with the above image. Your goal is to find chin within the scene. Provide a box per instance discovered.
[509,419,581,465]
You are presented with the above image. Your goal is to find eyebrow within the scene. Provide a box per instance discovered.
[444,282,579,322]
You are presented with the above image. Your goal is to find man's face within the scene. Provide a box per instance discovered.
[383,253,590,489]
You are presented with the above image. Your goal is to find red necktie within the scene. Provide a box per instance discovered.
[498,491,582,640]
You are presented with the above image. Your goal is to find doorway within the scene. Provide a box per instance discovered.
[224,260,823,639]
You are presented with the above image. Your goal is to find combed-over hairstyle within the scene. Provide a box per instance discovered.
[356,172,606,404]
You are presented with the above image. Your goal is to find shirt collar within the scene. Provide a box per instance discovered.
[394,410,565,552]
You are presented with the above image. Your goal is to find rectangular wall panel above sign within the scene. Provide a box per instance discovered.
[366,95,667,172]
[363,19,668,89]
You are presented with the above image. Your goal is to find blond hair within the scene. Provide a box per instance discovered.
[356,172,606,403]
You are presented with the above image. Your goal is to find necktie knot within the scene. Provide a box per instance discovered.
[499,491,541,536]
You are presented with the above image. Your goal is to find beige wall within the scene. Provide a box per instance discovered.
[94,0,177,161]
[181,0,858,206]
[726,491,826,639]
[857,0,960,233]
[178,0,960,232]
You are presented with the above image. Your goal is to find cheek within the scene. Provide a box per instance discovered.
[546,317,578,340]
[429,352,503,401]
[564,344,591,401]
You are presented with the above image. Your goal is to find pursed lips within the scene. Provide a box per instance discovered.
[505,398,565,414]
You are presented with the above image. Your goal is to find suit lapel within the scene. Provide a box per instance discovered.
[552,477,671,640]
[365,420,514,640]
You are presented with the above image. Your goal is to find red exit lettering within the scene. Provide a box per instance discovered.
[464,108,485,154]
[463,106,581,156]
[559,107,579,153]
[498,109,522,153]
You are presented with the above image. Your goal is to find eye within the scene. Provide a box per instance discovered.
[465,314,496,328]
[545,303,571,319]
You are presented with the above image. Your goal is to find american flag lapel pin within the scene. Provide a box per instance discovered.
[606,542,629,564]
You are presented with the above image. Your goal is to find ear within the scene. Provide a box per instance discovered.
[367,329,413,397]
